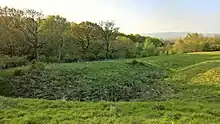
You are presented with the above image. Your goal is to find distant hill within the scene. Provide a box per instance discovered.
[142,32,220,40]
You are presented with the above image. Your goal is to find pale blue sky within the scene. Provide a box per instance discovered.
[1,0,220,34]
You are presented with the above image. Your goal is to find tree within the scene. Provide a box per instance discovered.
[173,33,207,53]
[98,21,119,58]
[71,21,100,55]
[145,37,164,47]
[4,6,214,61]
[127,34,145,43]
[16,9,44,60]
[40,15,70,60]
[0,6,25,56]
[113,36,136,58]
[141,39,157,57]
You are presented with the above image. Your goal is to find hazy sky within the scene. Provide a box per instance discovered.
[1,0,220,34]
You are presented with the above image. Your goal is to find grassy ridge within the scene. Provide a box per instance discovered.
[1,52,220,123]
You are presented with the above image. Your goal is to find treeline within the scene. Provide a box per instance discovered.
[1,6,220,64]
[172,33,220,53]
[0,6,167,63]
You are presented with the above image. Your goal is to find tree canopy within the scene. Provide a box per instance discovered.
[1,6,220,63]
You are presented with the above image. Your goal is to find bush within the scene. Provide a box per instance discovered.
[62,57,78,63]
[140,51,147,57]
[131,59,138,65]
[13,69,25,76]
[95,53,106,60]
[128,60,146,66]
[125,49,137,58]
[39,56,60,63]
[81,53,98,61]
[168,49,176,55]
[30,62,45,70]
[140,48,159,57]
[158,50,165,56]
[0,56,28,69]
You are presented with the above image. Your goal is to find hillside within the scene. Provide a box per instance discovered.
[1,52,220,123]
[142,32,220,39]
[142,32,188,39]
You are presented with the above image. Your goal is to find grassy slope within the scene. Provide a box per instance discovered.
[1,52,220,123]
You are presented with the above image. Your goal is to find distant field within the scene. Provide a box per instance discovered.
[1,52,220,123]
[187,51,220,54]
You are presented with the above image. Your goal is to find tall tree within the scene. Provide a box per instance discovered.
[145,37,164,47]
[17,9,44,60]
[127,34,145,43]
[0,6,25,56]
[98,21,119,58]
[71,21,100,54]
[40,15,70,59]
[113,36,136,58]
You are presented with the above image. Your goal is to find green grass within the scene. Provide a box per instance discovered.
[191,68,220,84]
[1,51,220,123]
[1,97,220,124]
[0,65,30,77]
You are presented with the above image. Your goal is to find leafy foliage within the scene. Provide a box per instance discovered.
[0,6,170,62]
[0,55,28,69]
[0,61,171,101]
[13,69,25,76]
[173,33,220,53]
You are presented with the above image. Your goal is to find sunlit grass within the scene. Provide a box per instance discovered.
[1,52,220,123]
[1,96,220,124]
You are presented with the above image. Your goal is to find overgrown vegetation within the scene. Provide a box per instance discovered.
[1,5,220,124]
[1,52,220,123]
[0,60,172,101]
[0,55,28,70]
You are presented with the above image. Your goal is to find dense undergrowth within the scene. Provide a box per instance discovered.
[0,60,172,101]
[0,56,28,70]
[1,52,220,123]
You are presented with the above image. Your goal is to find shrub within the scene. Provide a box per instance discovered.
[95,53,106,60]
[131,59,138,65]
[140,51,147,57]
[39,56,60,63]
[62,57,78,63]
[84,53,97,61]
[0,56,28,69]
[158,50,165,56]
[125,49,137,58]
[168,49,176,55]
[30,62,45,70]
[13,69,25,76]
[128,60,146,66]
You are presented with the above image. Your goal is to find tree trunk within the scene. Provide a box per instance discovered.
[35,46,39,60]
[106,41,109,59]
[58,46,61,60]
[58,36,65,60]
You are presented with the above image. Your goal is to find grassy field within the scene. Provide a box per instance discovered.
[1,52,220,123]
